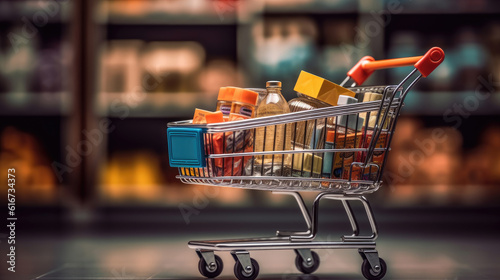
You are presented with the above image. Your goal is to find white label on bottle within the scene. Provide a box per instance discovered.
[239,106,253,117]
[220,105,231,116]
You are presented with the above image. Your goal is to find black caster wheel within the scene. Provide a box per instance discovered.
[361,258,387,280]
[234,258,259,280]
[295,251,320,274]
[198,254,223,278]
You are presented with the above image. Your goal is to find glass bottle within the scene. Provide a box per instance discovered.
[251,81,292,176]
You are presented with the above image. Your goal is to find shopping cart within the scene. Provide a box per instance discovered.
[167,47,445,280]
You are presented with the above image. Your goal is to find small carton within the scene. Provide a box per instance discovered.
[331,129,362,180]
[294,71,355,106]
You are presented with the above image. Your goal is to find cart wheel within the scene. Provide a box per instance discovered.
[361,258,386,280]
[295,251,320,274]
[198,254,223,278]
[234,258,259,280]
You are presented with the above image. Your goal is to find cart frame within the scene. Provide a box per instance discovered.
[167,47,445,280]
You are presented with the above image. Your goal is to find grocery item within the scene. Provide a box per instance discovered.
[358,92,384,128]
[252,81,292,176]
[228,88,258,121]
[288,72,355,159]
[185,110,224,176]
[192,109,224,124]
[205,111,224,124]
[288,96,330,150]
[221,88,259,176]
[358,130,388,180]
[325,95,364,180]
[216,86,237,119]
[322,130,336,180]
[246,88,268,104]
[331,129,362,180]
[291,152,323,178]
[337,95,364,131]
[294,70,355,106]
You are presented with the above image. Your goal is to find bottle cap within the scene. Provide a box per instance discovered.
[266,81,282,88]
[233,88,259,105]
[205,111,224,123]
[217,87,227,101]
[217,86,237,101]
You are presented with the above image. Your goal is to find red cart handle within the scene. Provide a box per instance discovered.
[347,47,445,85]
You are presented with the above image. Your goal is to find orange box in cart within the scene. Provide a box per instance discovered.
[331,130,362,180]
[357,130,388,180]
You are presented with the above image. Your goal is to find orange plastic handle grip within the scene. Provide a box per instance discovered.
[347,47,445,85]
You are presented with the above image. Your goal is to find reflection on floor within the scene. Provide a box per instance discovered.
[2,232,498,280]
[2,206,499,280]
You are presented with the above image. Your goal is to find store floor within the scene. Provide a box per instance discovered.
[2,206,499,280]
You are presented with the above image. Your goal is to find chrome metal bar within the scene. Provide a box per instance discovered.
[340,76,351,87]
[365,69,419,165]
[188,240,376,251]
[167,100,402,132]
[207,147,389,158]
[291,192,330,240]
[341,200,359,236]
[178,178,381,194]
[273,192,312,237]
[321,194,378,242]
[177,175,375,183]
[376,74,422,182]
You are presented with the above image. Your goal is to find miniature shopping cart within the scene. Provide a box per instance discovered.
[167,47,445,280]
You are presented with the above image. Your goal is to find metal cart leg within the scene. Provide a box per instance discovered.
[268,192,378,242]
[322,194,378,242]
[274,192,312,237]
[342,199,360,237]
[188,191,383,279]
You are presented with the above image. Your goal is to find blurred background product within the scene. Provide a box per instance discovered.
[0,0,498,210]
[1,1,500,279]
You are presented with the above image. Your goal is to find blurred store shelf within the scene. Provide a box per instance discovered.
[384,0,500,14]
[263,1,358,13]
[96,0,238,25]
[0,92,70,116]
[97,92,214,118]
[2,0,500,209]
[0,0,72,22]
[402,91,500,115]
